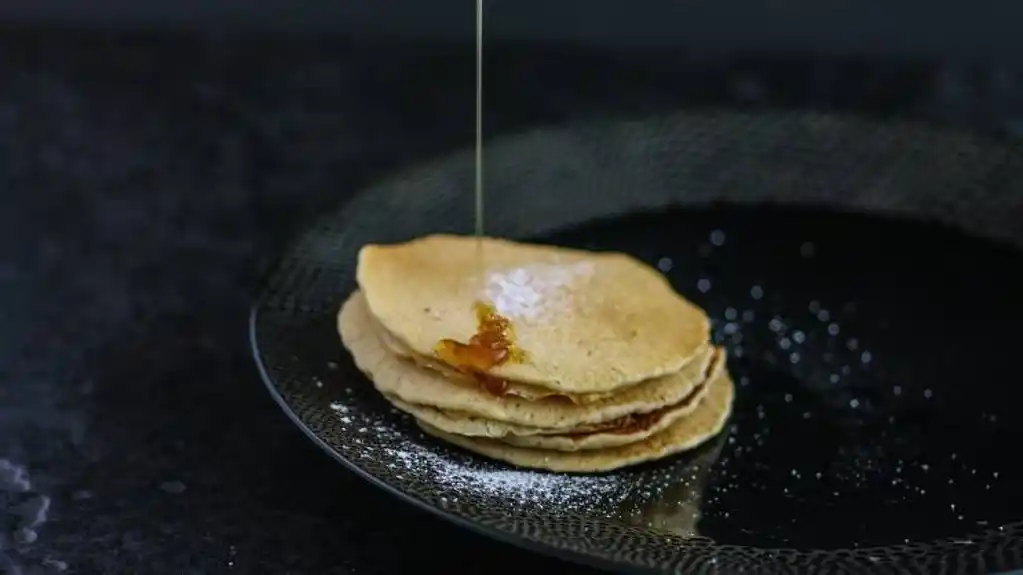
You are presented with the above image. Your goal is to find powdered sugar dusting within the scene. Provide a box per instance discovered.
[322,382,712,518]
[383,444,634,512]
[482,261,596,322]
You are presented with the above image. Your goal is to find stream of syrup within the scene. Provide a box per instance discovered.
[474,0,484,240]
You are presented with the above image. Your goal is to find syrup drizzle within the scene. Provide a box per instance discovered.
[474,0,484,240]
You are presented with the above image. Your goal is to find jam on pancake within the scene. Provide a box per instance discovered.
[435,301,526,396]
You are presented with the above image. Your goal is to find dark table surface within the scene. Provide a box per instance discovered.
[2,31,1022,574]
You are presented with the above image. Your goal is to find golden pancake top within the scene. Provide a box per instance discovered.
[356,234,710,393]
[372,304,712,404]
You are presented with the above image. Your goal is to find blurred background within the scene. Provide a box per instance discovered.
[2,2,1023,573]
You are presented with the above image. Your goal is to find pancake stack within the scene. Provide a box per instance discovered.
[338,234,734,473]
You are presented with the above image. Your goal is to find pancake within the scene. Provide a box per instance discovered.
[497,379,711,451]
[388,378,710,451]
[356,234,710,394]
[373,316,707,405]
[339,290,722,430]
[418,370,735,473]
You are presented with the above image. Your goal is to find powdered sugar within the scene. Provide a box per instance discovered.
[325,392,699,515]
[381,443,634,512]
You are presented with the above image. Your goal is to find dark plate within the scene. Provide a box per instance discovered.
[251,111,1023,574]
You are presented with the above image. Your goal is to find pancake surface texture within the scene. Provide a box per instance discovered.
[356,234,710,393]
[340,234,735,474]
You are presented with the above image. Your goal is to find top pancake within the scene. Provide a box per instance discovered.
[356,234,710,393]
[372,308,711,405]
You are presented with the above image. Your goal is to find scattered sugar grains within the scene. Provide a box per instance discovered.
[328,396,660,513]
[382,445,632,512]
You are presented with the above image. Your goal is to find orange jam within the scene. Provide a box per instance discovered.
[562,408,668,438]
[434,301,525,395]
[605,408,668,435]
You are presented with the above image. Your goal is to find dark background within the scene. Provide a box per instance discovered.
[3,2,1023,574]
[2,0,1023,59]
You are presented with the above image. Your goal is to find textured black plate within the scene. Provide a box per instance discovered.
[251,111,1023,574]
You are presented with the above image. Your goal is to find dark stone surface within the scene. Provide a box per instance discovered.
[0,31,1020,574]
